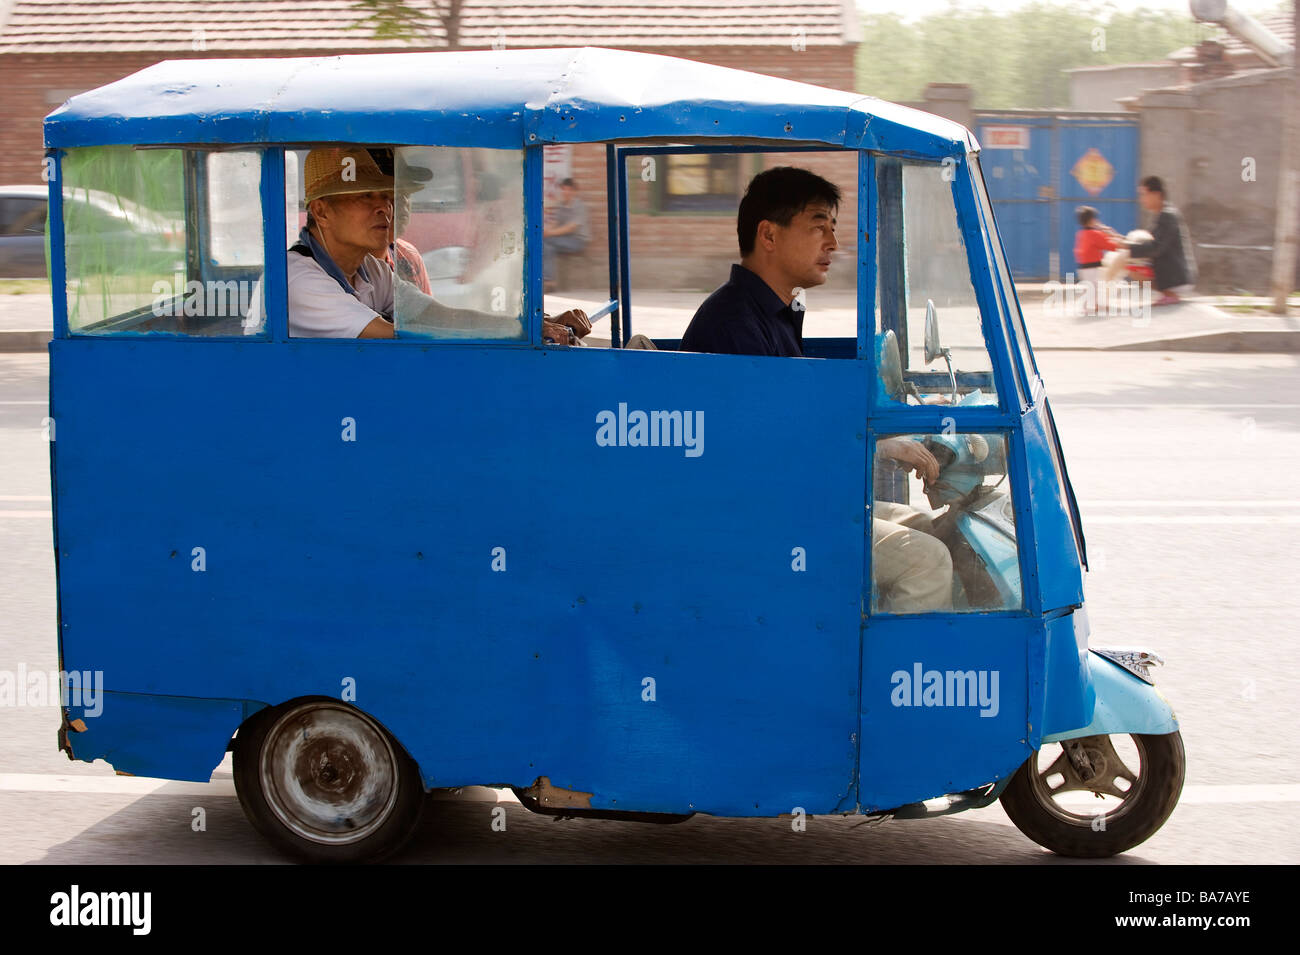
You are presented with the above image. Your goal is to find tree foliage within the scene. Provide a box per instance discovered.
[348,0,463,46]
[856,2,1222,108]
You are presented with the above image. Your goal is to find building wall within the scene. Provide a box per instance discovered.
[1068,65,1181,112]
[0,43,856,290]
[1136,68,1296,292]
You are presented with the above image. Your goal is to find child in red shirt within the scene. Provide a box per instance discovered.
[1074,206,1122,315]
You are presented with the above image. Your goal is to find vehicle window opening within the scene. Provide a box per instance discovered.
[595,146,858,358]
[872,430,1023,614]
[62,145,264,337]
[268,145,526,341]
[874,157,999,405]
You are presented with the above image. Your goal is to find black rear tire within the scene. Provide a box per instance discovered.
[233,697,426,864]
[999,731,1184,858]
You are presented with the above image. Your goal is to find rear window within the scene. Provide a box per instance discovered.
[61,145,264,336]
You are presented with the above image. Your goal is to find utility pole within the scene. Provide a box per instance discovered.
[1269,0,1300,312]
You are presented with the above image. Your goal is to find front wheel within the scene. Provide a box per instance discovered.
[233,698,426,863]
[999,731,1184,858]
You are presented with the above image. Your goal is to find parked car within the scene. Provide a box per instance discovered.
[0,184,184,279]
[0,185,48,278]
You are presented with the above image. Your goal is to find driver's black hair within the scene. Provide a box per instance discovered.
[737,166,841,257]
[1076,205,1098,227]
[1140,175,1165,196]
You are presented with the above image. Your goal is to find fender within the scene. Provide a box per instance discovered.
[1042,650,1179,743]
[60,691,266,782]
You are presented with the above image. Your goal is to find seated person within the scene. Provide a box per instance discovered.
[245,146,591,343]
[367,147,433,294]
[542,178,588,293]
[679,166,839,357]
[287,146,400,338]
[1127,175,1196,307]
[874,437,953,614]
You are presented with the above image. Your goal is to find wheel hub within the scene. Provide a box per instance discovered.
[259,702,401,845]
[1032,734,1145,824]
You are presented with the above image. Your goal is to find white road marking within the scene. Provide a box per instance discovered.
[1083,501,1300,508]
[1053,403,1300,410]
[0,495,50,502]
[0,401,48,406]
[0,510,52,518]
[0,774,1294,808]
[1086,516,1300,524]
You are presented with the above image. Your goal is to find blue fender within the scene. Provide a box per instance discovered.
[1042,651,1179,743]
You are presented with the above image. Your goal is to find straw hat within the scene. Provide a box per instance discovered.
[303,147,394,202]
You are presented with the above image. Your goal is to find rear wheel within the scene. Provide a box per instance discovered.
[233,698,425,863]
[999,731,1184,858]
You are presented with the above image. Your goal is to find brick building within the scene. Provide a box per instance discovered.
[0,0,861,289]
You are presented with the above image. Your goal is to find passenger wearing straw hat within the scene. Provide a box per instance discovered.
[285,146,401,338]
[247,145,593,343]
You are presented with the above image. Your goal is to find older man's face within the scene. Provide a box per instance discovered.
[313,190,394,254]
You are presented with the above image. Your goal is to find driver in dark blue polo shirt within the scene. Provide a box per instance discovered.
[679,166,841,357]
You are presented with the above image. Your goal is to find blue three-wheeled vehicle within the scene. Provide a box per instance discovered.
[44,47,1183,861]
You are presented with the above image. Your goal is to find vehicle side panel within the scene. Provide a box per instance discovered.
[51,340,866,816]
[859,614,1035,810]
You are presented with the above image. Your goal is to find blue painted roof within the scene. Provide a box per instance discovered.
[45,47,975,158]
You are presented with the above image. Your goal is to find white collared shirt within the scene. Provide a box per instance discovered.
[244,250,394,337]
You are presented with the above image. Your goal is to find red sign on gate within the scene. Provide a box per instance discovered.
[983,125,1031,150]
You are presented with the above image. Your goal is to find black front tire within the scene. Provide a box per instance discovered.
[999,731,1184,858]
[233,697,426,864]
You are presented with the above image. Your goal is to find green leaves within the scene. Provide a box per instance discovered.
[856,3,1214,110]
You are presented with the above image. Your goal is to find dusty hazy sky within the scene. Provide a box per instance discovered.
[856,0,1286,23]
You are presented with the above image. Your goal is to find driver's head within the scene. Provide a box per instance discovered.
[737,166,841,292]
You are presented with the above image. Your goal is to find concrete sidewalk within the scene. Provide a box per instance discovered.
[550,286,1300,353]
[4,287,1299,352]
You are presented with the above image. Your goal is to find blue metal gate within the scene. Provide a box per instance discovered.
[975,112,1140,282]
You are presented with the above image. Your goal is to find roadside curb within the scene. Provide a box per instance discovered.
[0,331,50,353]
[1036,330,1300,353]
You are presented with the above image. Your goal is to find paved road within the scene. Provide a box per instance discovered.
[1,350,1298,864]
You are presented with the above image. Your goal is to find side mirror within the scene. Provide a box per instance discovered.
[923,299,943,364]
[924,299,958,405]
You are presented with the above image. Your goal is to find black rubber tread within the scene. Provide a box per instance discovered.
[999,731,1184,858]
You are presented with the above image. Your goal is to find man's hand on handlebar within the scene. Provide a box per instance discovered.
[879,436,940,485]
[543,308,591,345]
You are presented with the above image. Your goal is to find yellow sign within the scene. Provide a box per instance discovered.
[1071,148,1114,197]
